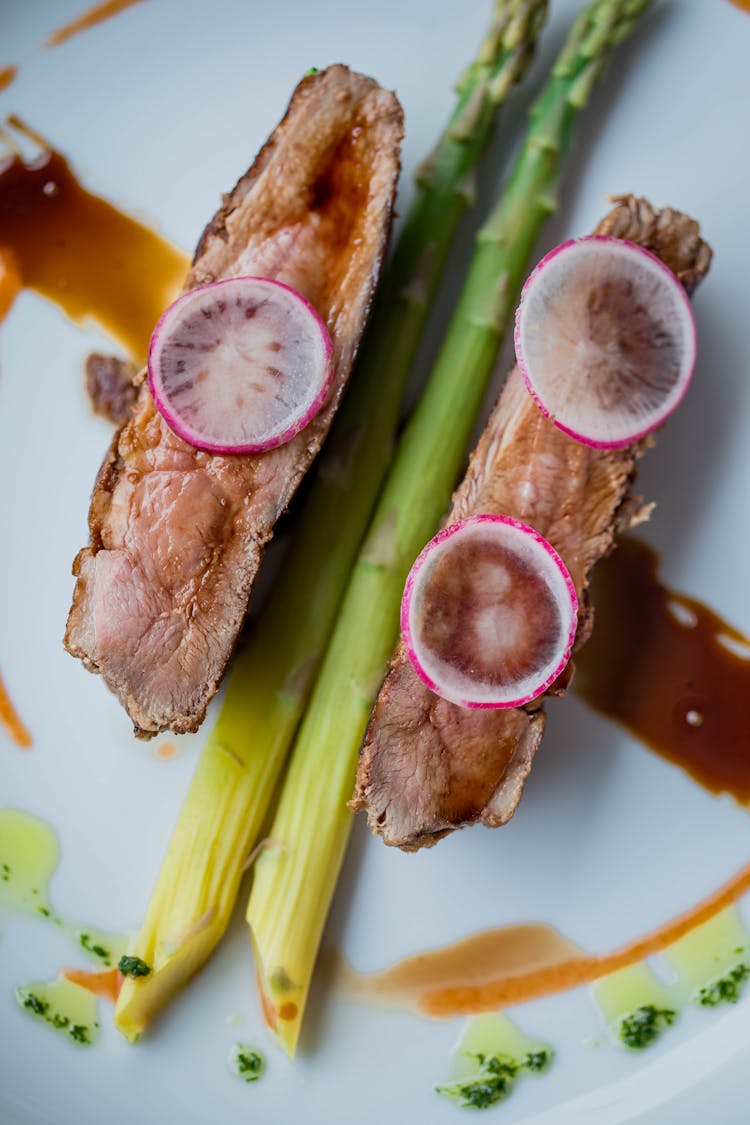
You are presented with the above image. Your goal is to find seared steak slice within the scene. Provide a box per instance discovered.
[351,196,712,849]
[65,66,403,736]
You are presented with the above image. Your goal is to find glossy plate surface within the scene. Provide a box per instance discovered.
[1,1,750,1122]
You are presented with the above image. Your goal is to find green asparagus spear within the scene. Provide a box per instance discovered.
[114,0,547,1042]
[247,0,653,1057]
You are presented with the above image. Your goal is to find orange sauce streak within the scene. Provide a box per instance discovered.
[257,970,277,1031]
[0,117,188,359]
[0,66,17,93]
[0,673,31,748]
[420,862,750,1017]
[63,966,122,1003]
[729,0,750,11]
[332,924,580,1014]
[575,539,750,802]
[46,0,146,48]
[337,862,750,1020]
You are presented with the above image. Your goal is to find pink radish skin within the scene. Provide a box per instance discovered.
[514,236,698,450]
[400,514,578,710]
[148,276,334,454]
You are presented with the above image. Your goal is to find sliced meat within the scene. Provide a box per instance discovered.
[351,195,712,850]
[85,353,139,427]
[65,65,403,736]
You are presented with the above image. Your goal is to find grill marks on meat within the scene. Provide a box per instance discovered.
[65,66,403,736]
[351,196,712,850]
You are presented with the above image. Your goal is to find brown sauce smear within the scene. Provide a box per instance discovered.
[0,67,17,94]
[46,0,146,48]
[0,121,186,751]
[0,118,188,358]
[0,674,31,748]
[575,538,750,802]
[729,0,750,12]
[337,861,750,1018]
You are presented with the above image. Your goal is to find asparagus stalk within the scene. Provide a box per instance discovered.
[247,0,653,1058]
[114,0,547,1042]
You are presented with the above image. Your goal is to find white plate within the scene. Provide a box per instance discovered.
[2,1,750,1122]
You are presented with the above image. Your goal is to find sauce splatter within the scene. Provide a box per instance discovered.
[0,117,188,359]
[593,962,677,1050]
[0,808,128,959]
[16,976,100,1045]
[575,538,750,803]
[332,924,581,1015]
[0,126,185,741]
[593,906,750,1051]
[154,740,179,761]
[335,860,750,1018]
[436,1013,553,1109]
[228,1042,265,1084]
[0,807,59,917]
[662,904,750,1005]
[728,0,750,12]
[46,0,147,48]
[0,675,31,748]
[0,66,17,93]
[1,808,130,1040]
[62,966,122,1003]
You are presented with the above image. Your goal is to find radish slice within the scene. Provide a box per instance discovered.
[514,236,697,449]
[147,277,333,453]
[401,515,578,710]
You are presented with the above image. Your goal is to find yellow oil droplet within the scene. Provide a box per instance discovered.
[75,924,130,968]
[662,905,750,1005]
[454,1012,549,1069]
[16,976,100,1045]
[435,1013,553,1107]
[0,808,59,918]
[0,807,129,960]
[592,962,676,1050]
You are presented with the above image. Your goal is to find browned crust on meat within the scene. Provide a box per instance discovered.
[597,194,712,296]
[65,65,403,735]
[352,196,712,849]
[85,353,139,427]
[190,70,328,266]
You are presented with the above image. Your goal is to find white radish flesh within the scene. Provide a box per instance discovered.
[514,236,697,449]
[401,515,578,709]
[147,277,333,453]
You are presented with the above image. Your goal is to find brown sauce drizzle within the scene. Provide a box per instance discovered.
[0,67,17,94]
[729,0,750,12]
[45,0,146,48]
[0,120,187,750]
[575,538,750,802]
[0,674,31,748]
[336,860,750,1019]
[0,117,188,359]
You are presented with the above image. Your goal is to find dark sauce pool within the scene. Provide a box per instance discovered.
[575,538,750,802]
